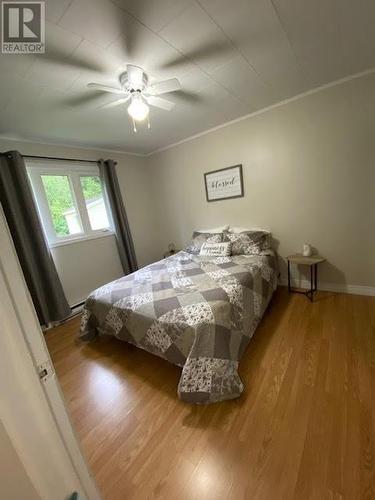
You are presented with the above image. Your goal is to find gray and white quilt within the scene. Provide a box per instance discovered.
[80,251,278,403]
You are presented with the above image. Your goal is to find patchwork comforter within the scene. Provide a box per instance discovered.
[80,251,278,403]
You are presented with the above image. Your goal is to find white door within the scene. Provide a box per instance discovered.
[0,204,101,500]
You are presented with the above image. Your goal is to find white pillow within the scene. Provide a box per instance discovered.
[229,226,270,234]
[196,225,229,233]
[199,242,231,257]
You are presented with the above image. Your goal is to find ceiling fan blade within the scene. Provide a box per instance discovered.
[109,3,147,59]
[63,91,105,107]
[127,64,144,88]
[174,90,203,104]
[40,47,104,72]
[145,96,175,111]
[87,83,126,95]
[160,40,234,70]
[148,78,181,95]
[99,96,131,109]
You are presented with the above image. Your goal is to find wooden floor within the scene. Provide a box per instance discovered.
[46,288,375,500]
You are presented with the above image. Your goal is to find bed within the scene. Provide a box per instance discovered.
[80,249,277,403]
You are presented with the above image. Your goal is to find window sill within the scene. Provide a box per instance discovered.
[49,231,115,249]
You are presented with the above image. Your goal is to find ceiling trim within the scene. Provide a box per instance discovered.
[147,66,375,157]
[0,135,148,157]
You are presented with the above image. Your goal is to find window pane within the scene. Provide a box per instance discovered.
[80,176,110,230]
[41,175,82,237]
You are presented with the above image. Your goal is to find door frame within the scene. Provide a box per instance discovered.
[0,204,101,500]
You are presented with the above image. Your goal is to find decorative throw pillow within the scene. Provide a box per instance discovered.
[185,232,223,254]
[199,241,231,257]
[224,230,271,255]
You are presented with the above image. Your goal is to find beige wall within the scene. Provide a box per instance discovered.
[0,139,159,303]
[148,73,375,288]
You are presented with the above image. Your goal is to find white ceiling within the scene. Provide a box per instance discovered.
[0,0,374,154]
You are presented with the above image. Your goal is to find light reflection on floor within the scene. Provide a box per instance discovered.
[88,363,128,410]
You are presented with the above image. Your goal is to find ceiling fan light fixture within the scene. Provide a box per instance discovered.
[88,66,181,122]
[127,94,149,121]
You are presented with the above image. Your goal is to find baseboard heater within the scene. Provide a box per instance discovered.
[42,301,85,332]
[71,300,86,311]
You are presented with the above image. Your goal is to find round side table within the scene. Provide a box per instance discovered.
[287,254,326,302]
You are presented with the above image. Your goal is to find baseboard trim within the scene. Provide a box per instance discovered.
[278,279,375,297]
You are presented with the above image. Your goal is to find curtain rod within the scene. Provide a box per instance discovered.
[23,154,117,165]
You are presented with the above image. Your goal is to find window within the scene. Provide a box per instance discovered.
[27,162,113,247]
[42,175,83,237]
[80,176,110,231]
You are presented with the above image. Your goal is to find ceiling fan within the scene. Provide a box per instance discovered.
[87,64,181,131]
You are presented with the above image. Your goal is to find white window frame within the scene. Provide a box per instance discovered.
[26,160,114,248]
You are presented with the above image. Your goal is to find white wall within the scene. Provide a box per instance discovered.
[0,139,160,304]
[147,72,375,290]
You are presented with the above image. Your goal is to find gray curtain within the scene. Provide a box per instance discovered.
[0,151,71,325]
[99,159,138,274]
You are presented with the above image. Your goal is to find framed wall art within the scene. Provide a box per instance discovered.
[204,164,244,202]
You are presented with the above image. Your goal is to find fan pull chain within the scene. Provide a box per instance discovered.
[132,117,137,133]
[147,116,151,130]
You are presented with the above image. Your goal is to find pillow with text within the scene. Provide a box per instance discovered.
[199,241,232,257]
[185,232,223,254]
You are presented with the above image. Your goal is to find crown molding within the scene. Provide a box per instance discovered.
[0,135,148,158]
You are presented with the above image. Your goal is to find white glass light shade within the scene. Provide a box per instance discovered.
[127,95,149,121]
